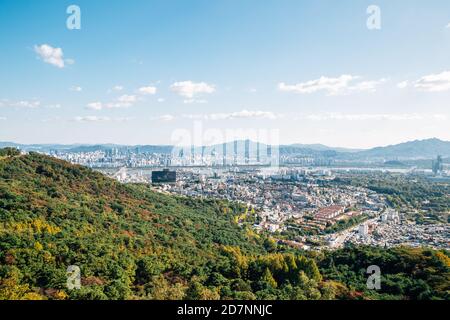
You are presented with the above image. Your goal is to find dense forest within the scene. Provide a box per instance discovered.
[0,149,448,300]
[334,173,450,223]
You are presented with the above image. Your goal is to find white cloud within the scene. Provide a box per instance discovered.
[0,99,41,108]
[86,102,103,110]
[184,110,281,121]
[414,71,450,92]
[109,94,137,108]
[298,112,448,121]
[74,116,110,122]
[212,110,279,120]
[0,117,6,121]
[87,95,138,110]
[183,99,208,104]
[70,86,82,92]
[107,85,124,93]
[171,81,215,98]
[117,94,137,104]
[13,100,41,108]
[278,75,385,95]
[157,98,165,103]
[279,75,355,95]
[446,22,450,29]
[74,116,132,122]
[349,79,386,93]
[34,44,68,68]
[138,86,157,95]
[397,81,409,89]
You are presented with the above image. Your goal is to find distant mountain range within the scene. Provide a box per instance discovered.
[284,138,450,160]
[346,138,450,160]
[1,138,449,160]
[283,143,362,153]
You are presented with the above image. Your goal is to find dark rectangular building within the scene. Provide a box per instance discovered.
[152,169,176,184]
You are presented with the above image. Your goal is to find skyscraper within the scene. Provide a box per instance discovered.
[432,155,444,175]
[223,142,227,167]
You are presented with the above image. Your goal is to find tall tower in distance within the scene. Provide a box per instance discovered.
[222,142,227,167]
[234,140,238,166]
[191,145,195,165]
[245,140,250,165]
[257,142,260,164]
[432,155,444,175]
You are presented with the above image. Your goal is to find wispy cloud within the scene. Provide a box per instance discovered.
[297,112,448,121]
[184,109,282,121]
[414,71,450,92]
[138,86,157,95]
[70,86,82,92]
[107,85,124,93]
[278,75,386,95]
[16,100,41,108]
[74,116,110,122]
[397,81,409,89]
[116,94,137,105]
[183,99,208,104]
[74,116,132,122]
[86,95,138,110]
[34,44,70,68]
[86,102,103,110]
[1,99,62,109]
[349,79,386,93]
[171,81,215,99]
[2,99,42,108]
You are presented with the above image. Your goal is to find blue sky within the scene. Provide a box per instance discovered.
[0,0,450,148]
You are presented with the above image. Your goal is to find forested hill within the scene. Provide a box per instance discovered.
[0,149,449,300]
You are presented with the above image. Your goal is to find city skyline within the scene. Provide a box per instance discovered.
[1,136,449,152]
[1,0,450,148]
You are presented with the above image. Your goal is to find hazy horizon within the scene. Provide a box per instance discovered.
[1,136,449,151]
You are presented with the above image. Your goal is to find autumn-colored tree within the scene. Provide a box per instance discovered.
[262,268,278,289]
